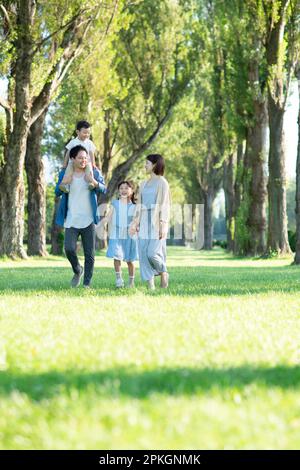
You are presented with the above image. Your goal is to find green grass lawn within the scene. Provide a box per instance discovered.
[0,246,300,449]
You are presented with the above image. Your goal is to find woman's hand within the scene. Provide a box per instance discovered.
[129,223,138,237]
[159,221,168,240]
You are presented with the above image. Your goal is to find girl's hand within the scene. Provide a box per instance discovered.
[100,216,108,225]
[95,222,105,240]
[159,221,168,240]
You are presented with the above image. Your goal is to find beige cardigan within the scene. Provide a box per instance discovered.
[131,175,171,230]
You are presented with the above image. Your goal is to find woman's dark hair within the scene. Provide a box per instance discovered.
[69,145,87,159]
[117,180,136,204]
[76,120,91,131]
[146,154,165,176]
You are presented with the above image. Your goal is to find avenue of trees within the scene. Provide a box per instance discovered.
[0,0,299,260]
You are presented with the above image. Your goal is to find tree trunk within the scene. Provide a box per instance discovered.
[0,137,28,258]
[234,52,268,256]
[196,149,222,251]
[233,141,244,254]
[0,0,34,258]
[223,153,236,252]
[266,0,291,254]
[102,109,113,180]
[294,66,300,263]
[25,109,48,256]
[203,189,215,250]
[50,197,64,256]
[245,98,268,255]
[267,100,290,253]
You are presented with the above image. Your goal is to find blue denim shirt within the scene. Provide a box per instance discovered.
[55,167,106,227]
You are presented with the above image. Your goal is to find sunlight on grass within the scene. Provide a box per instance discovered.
[0,247,300,449]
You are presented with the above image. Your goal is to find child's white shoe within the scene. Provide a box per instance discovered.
[116,277,124,288]
[147,278,155,290]
[128,276,135,288]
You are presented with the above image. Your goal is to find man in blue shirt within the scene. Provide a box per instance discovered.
[55,145,106,288]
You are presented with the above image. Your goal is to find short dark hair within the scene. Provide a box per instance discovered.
[69,145,87,159]
[146,154,165,176]
[76,120,91,131]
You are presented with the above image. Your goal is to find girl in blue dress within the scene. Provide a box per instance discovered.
[101,181,138,288]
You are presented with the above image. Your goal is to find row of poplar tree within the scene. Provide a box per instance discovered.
[0,0,299,260]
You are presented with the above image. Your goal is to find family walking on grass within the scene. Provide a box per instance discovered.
[55,120,171,291]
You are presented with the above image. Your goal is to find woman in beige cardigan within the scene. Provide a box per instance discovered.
[129,154,171,289]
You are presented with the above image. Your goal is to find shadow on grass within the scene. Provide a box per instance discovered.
[0,365,299,401]
[165,250,239,261]
[0,265,299,297]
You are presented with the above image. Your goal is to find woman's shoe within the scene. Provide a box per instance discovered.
[147,278,155,290]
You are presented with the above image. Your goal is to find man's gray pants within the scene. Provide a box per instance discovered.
[64,223,95,286]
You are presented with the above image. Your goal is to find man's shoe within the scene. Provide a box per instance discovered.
[83,284,91,289]
[71,266,83,288]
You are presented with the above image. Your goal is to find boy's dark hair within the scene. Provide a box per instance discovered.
[118,180,136,204]
[76,120,91,131]
[146,154,165,176]
[69,145,87,159]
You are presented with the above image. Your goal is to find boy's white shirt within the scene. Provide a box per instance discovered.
[65,137,96,156]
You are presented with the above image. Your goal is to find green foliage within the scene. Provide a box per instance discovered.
[44,0,199,193]
[146,92,202,204]
[0,0,122,120]
[105,0,198,156]
[214,239,227,249]
[42,78,91,168]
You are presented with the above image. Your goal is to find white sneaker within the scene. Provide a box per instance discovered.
[128,277,135,288]
[116,277,124,288]
[147,278,155,290]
